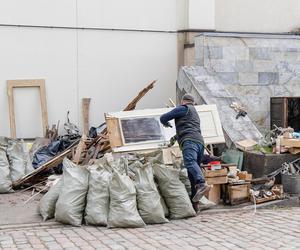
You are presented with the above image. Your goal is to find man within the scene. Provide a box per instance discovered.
[160,93,210,211]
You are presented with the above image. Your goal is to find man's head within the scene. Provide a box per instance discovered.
[181,93,195,105]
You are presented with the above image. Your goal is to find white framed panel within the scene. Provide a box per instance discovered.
[106,104,225,152]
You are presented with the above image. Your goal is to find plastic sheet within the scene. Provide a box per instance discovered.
[130,161,168,224]
[107,171,145,228]
[85,164,112,226]
[55,158,89,226]
[39,179,62,221]
[153,163,196,219]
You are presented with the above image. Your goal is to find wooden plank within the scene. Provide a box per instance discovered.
[106,117,123,148]
[204,168,228,178]
[206,176,228,185]
[82,98,91,136]
[236,139,257,151]
[7,79,48,138]
[7,83,16,138]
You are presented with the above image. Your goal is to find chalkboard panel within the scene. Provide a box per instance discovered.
[120,117,163,144]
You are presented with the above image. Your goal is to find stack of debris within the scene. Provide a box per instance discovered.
[280,128,300,155]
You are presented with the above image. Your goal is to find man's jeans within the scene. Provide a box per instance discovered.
[182,140,205,199]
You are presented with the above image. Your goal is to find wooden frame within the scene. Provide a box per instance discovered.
[7,79,48,139]
[105,104,225,152]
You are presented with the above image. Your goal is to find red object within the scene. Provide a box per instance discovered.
[207,161,221,170]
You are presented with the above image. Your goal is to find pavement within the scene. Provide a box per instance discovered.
[0,207,300,250]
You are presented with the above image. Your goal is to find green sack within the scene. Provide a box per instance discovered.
[130,161,169,224]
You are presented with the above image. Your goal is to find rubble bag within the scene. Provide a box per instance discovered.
[130,161,169,224]
[153,163,196,219]
[39,179,62,221]
[55,158,89,226]
[0,144,13,193]
[85,165,112,226]
[7,139,26,183]
[107,171,145,228]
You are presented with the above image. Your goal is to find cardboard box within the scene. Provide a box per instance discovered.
[206,184,221,204]
[206,176,228,185]
[228,184,250,205]
[288,147,300,155]
[204,168,228,178]
[280,138,300,148]
[236,139,257,151]
[237,172,253,181]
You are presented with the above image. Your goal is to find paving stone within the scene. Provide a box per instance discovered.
[0,208,299,249]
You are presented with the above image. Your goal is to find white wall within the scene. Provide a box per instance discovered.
[188,0,215,30]
[216,0,300,33]
[0,0,178,137]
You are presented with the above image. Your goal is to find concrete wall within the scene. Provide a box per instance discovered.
[194,33,300,133]
[0,0,179,138]
[216,0,300,33]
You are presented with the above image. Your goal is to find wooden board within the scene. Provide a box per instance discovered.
[105,117,123,148]
[7,79,48,139]
[204,168,228,178]
[206,176,228,185]
[228,184,250,205]
[236,139,257,151]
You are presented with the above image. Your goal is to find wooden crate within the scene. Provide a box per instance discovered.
[206,176,228,185]
[204,168,228,178]
[206,184,221,204]
[228,184,250,205]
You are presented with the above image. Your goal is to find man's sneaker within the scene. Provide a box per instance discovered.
[192,184,211,202]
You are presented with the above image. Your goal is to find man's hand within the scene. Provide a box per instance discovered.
[167,135,177,147]
[163,122,173,128]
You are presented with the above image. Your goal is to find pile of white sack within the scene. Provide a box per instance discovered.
[39,151,201,228]
[0,137,35,193]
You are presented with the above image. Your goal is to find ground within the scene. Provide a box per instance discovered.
[0,207,299,250]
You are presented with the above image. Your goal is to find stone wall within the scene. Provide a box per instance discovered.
[194,33,300,133]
